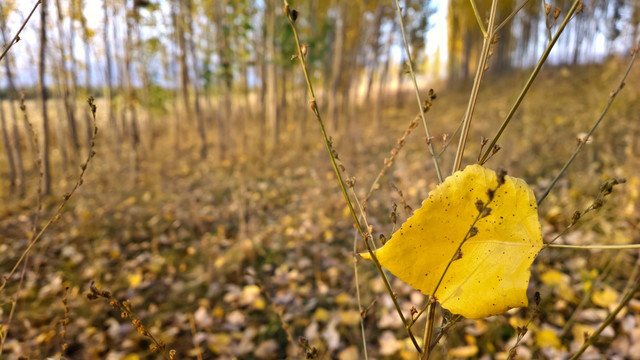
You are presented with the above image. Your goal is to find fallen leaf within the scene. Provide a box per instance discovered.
[448,344,479,357]
[592,285,619,308]
[361,165,543,318]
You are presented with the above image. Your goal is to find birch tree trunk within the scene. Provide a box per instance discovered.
[40,0,52,195]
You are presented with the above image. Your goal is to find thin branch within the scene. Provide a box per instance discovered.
[352,231,369,360]
[548,244,640,250]
[283,2,422,352]
[478,0,582,165]
[537,47,638,205]
[0,97,98,294]
[568,276,640,360]
[0,0,41,63]
[452,0,498,173]
[393,0,443,183]
[469,0,487,36]
[495,0,530,33]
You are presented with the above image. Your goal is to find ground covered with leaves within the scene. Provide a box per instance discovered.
[1,60,640,359]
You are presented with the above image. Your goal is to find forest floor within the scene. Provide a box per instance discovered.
[1,59,640,360]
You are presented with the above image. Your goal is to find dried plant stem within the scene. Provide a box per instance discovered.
[452,0,497,173]
[548,244,640,250]
[0,97,98,294]
[469,0,487,36]
[561,256,617,339]
[0,0,41,63]
[283,2,422,352]
[0,257,28,355]
[421,302,436,360]
[188,313,204,360]
[568,276,640,360]
[478,0,581,165]
[352,231,369,360]
[495,0,531,33]
[393,0,443,183]
[88,283,175,359]
[537,47,638,205]
[430,314,462,351]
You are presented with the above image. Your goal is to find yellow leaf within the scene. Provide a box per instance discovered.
[128,271,143,288]
[361,165,543,319]
[536,329,561,349]
[338,310,361,326]
[592,286,619,308]
[448,345,479,357]
[541,269,568,286]
[122,355,140,360]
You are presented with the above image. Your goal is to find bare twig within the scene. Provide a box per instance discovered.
[0,1,41,63]
[495,0,531,33]
[537,47,638,205]
[283,2,422,352]
[468,0,486,36]
[478,0,582,165]
[452,0,498,173]
[0,97,98,294]
[568,276,640,360]
[393,0,443,183]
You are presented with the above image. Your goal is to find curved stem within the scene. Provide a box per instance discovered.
[537,48,638,205]
[469,0,486,36]
[452,0,497,173]
[547,244,640,250]
[568,277,640,360]
[0,1,41,63]
[478,0,581,165]
[394,0,443,183]
[283,2,422,352]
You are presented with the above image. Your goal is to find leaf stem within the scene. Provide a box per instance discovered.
[393,0,443,183]
[452,0,498,173]
[478,0,581,165]
[283,2,422,352]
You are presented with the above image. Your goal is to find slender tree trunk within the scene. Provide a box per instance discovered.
[40,0,52,195]
[215,0,231,158]
[125,0,140,153]
[54,0,80,157]
[365,6,384,103]
[329,3,345,132]
[376,18,396,126]
[186,0,207,159]
[169,0,181,156]
[0,99,16,188]
[0,5,25,195]
[103,0,121,151]
[176,0,191,124]
[265,0,278,147]
[80,1,93,157]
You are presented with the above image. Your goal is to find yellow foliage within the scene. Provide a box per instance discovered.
[128,271,143,288]
[338,310,361,326]
[449,344,479,358]
[592,286,619,308]
[536,329,561,349]
[361,165,543,318]
[313,307,330,322]
[540,269,568,286]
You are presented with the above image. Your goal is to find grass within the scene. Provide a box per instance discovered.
[0,56,639,359]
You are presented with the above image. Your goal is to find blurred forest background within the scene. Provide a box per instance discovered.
[1,0,640,359]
